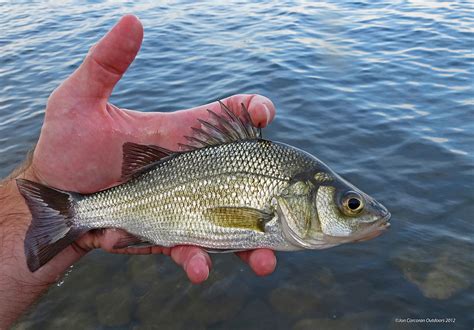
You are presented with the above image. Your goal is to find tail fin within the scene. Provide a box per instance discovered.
[16,179,85,272]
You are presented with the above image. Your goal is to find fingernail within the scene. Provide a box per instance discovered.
[190,254,209,282]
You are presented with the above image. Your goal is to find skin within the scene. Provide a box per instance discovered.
[0,15,277,328]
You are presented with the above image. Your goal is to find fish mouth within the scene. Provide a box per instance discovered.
[321,213,391,244]
[353,213,391,242]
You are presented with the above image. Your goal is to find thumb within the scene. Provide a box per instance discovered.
[62,15,143,100]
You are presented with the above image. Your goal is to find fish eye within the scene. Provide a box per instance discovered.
[342,191,364,215]
[348,198,361,210]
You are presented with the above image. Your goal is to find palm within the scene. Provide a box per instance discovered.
[26,15,277,283]
[34,100,123,192]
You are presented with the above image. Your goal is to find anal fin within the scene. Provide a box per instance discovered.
[112,231,154,249]
[205,248,246,253]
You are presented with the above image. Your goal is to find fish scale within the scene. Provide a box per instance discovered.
[75,140,315,249]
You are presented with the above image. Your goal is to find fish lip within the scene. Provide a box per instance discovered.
[346,214,391,242]
[372,212,391,231]
[379,212,391,227]
[369,213,391,232]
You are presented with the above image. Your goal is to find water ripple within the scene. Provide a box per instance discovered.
[2,1,473,329]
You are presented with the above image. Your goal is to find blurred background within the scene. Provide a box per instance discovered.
[1,1,473,329]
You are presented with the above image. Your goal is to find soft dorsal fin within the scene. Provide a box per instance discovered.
[179,101,262,151]
[121,142,173,181]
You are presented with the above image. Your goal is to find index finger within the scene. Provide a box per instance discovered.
[220,94,276,128]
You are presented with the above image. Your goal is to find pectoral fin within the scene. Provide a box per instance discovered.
[205,207,273,232]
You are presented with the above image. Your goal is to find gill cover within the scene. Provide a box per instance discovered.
[274,180,334,249]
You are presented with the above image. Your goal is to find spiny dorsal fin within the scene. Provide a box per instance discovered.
[121,142,173,181]
[178,101,262,151]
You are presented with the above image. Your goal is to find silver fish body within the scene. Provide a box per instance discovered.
[77,139,319,251]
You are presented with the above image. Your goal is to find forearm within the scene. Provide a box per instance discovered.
[0,170,81,328]
[0,178,43,328]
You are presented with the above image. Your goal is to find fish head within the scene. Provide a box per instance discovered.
[275,168,390,249]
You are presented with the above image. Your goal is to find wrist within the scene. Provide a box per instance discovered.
[0,178,30,247]
[0,178,40,327]
[0,170,76,328]
[0,171,76,284]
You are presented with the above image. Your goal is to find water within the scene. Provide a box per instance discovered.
[1,1,473,329]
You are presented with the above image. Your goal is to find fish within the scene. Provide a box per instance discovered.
[17,101,391,272]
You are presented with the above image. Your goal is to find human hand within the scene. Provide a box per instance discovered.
[23,15,277,284]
